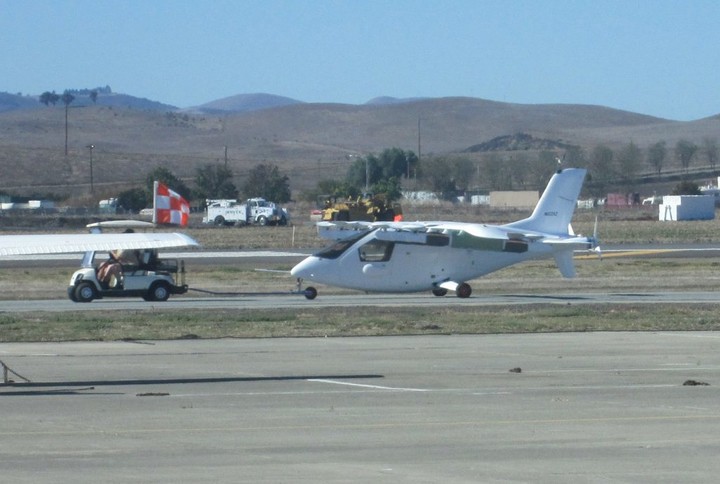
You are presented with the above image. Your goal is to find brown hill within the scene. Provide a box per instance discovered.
[0,97,718,198]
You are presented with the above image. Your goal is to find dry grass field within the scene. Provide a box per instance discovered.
[1,99,719,200]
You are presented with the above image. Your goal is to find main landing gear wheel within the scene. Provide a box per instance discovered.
[432,288,448,297]
[456,283,472,298]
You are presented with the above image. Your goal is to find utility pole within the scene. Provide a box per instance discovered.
[86,144,94,194]
[64,103,69,157]
[417,117,421,180]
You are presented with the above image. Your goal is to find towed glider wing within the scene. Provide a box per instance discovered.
[0,232,198,257]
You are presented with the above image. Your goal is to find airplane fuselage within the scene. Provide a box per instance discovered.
[291,224,557,293]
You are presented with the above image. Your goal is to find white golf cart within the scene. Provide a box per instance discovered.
[67,249,188,303]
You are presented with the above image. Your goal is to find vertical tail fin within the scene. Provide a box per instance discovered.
[506,168,587,236]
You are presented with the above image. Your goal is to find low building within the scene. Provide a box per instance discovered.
[488,190,539,209]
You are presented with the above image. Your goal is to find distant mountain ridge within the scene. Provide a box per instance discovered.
[0,90,441,114]
[2,89,707,121]
[192,93,304,114]
[365,96,429,105]
[0,92,43,113]
[0,90,175,112]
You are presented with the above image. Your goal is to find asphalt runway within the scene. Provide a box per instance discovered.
[3,290,720,312]
[2,332,720,483]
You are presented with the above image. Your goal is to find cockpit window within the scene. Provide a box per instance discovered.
[314,230,371,260]
[358,239,394,262]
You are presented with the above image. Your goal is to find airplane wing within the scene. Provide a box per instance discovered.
[317,220,432,240]
[0,232,199,257]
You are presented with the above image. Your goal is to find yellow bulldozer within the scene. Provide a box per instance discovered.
[319,194,403,222]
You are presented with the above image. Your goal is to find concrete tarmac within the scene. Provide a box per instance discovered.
[2,332,720,483]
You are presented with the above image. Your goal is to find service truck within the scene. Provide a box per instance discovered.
[203,198,289,226]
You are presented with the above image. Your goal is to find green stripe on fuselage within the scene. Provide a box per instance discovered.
[450,231,504,251]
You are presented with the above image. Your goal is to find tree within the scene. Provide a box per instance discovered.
[616,141,642,187]
[703,137,718,173]
[481,155,513,190]
[89,90,98,103]
[671,180,701,195]
[563,146,587,168]
[377,147,418,180]
[194,163,237,200]
[346,155,381,191]
[346,148,418,191]
[422,156,458,196]
[675,139,698,174]
[116,187,150,212]
[39,91,60,106]
[145,166,192,200]
[242,163,291,203]
[370,177,403,201]
[531,152,562,189]
[449,157,475,191]
[586,145,615,198]
[647,141,667,176]
[60,91,75,106]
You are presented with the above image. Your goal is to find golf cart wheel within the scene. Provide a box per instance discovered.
[74,282,96,303]
[147,281,171,302]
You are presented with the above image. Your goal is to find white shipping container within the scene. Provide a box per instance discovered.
[659,195,715,221]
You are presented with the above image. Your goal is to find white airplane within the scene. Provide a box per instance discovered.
[291,168,597,299]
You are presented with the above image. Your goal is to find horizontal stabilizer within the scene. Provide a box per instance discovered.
[543,236,593,250]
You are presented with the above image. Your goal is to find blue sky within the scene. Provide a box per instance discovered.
[2,0,719,121]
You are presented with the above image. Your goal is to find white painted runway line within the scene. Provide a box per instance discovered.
[308,378,430,392]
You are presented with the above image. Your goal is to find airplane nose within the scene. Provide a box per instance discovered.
[290,257,316,278]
